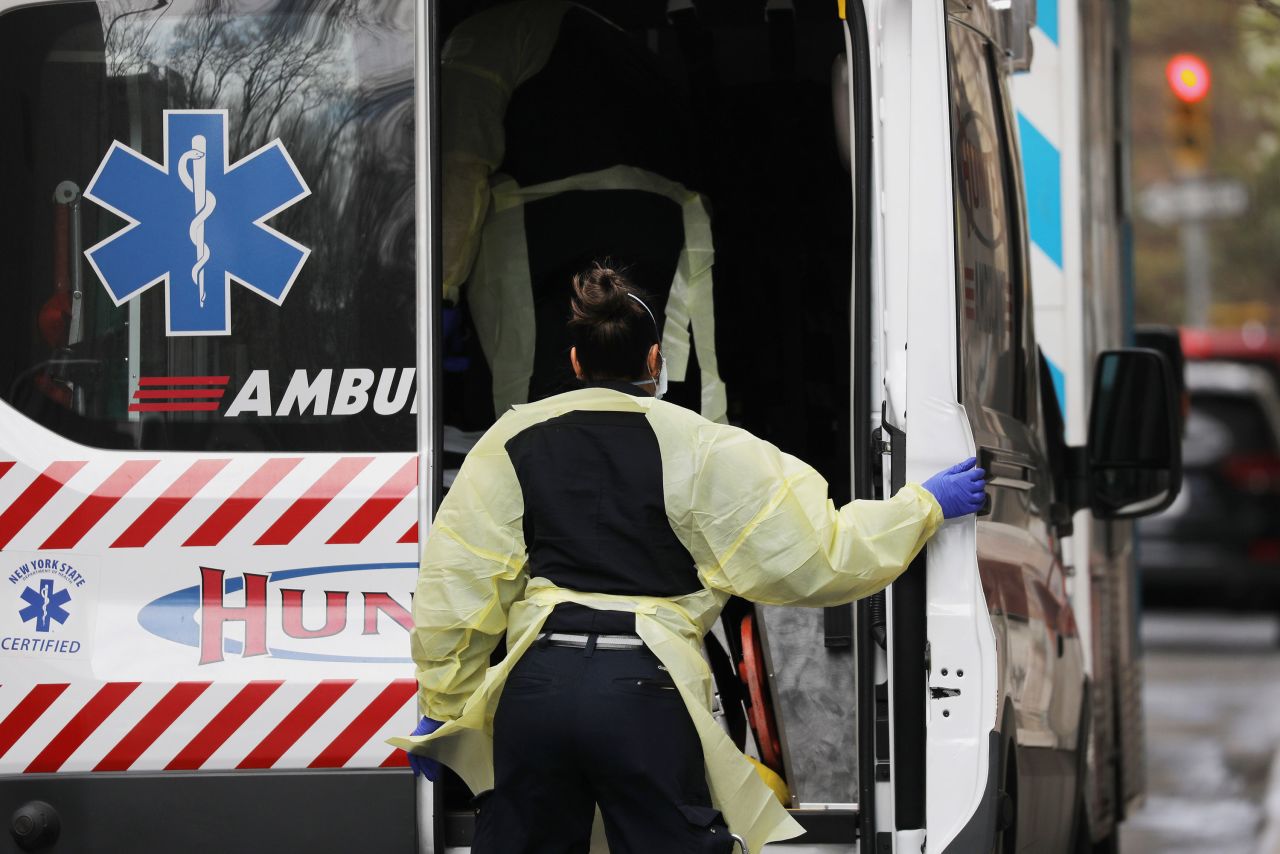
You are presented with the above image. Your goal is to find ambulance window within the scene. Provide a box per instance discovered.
[0,0,415,452]
[947,24,1024,419]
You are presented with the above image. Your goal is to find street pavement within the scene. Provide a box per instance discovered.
[1120,612,1280,854]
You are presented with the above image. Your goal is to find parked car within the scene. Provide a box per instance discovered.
[1139,359,1280,610]
[1181,326,1280,390]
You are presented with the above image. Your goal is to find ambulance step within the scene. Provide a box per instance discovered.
[441,806,859,848]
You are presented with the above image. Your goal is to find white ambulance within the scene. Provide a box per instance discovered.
[0,0,1177,852]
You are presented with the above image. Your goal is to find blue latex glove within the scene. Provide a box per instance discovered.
[406,716,444,781]
[922,457,988,519]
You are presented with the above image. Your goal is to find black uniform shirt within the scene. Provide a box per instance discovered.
[504,381,701,634]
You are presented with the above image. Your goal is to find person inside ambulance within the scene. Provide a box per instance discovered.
[392,265,987,853]
[439,0,725,428]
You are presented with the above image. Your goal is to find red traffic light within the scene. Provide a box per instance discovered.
[1167,54,1210,103]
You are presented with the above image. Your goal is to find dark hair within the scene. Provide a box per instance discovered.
[567,262,660,381]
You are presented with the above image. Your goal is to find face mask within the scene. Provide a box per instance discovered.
[633,355,668,399]
[627,293,667,400]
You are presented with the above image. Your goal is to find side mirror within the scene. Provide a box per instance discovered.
[1085,348,1183,519]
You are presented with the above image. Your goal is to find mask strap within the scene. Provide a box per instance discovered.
[626,293,661,340]
[626,293,663,383]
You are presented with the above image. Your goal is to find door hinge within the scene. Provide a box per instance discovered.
[872,425,891,456]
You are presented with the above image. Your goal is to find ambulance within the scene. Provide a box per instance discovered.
[1011,0,1157,848]
[0,0,1177,852]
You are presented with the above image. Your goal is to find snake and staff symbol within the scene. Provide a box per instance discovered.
[178,134,216,308]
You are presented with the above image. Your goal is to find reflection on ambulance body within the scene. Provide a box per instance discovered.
[1,0,417,453]
[438,0,724,428]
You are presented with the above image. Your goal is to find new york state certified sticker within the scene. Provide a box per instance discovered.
[1,552,99,659]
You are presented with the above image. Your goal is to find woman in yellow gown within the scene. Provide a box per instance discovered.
[391,264,986,853]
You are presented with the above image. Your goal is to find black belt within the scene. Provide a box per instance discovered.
[536,632,645,650]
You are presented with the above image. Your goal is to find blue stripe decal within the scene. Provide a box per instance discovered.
[1016,114,1063,269]
[1037,0,1059,44]
[1046,356,1066,419]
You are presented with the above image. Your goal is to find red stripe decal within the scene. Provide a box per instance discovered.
[127,402,221,413]
[380,748,410,768]
[133,389,226,399]
[25,682,140,773]
[41,460,160,549]
[0,461,16,481]
[237,680,354,769]
[165,681,283,771]
[111,459,230,548]
[398,522,417,544]
[184,458,302,547]
[308,680,416,768]
[138,376,229,386]
[0,461,87,549]
[326,459,417,545]
[255,458,373,546]
[93,682,212,772]
[0,684,69,761]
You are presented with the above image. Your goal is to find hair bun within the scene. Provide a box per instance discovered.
[570,262,635,323]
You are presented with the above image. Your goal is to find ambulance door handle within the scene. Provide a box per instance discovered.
[978,447,1034,492]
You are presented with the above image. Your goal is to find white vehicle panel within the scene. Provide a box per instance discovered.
[0,408,418,775]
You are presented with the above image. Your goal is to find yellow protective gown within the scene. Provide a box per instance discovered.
[440,1,727,421]
[388,387,943,850]
[439,0,567,298]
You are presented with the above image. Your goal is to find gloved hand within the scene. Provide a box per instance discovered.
[922,457,987,519]
[406,716,444,781]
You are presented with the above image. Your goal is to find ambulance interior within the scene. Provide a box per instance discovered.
[437,0,864,813]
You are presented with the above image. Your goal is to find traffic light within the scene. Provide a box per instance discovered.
[1166,53,1211,174]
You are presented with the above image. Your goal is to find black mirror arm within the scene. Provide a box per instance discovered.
[1049,501,1074,538]
[1063,444,1091,517]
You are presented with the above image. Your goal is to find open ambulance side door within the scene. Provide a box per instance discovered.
[867,0,1002,851]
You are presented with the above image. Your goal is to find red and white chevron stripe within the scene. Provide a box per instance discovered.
[0,454,419,552]
[0,680,416,774]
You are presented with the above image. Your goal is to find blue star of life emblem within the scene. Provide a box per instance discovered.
[18,579,71,633]
[84,110,311,336]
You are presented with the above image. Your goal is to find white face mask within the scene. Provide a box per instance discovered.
[627,293,667,400]
[633,355,668,399]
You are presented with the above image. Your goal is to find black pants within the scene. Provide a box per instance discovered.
[471,641,735,854]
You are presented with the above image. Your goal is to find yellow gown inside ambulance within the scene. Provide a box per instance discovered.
[440,0,726,422]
